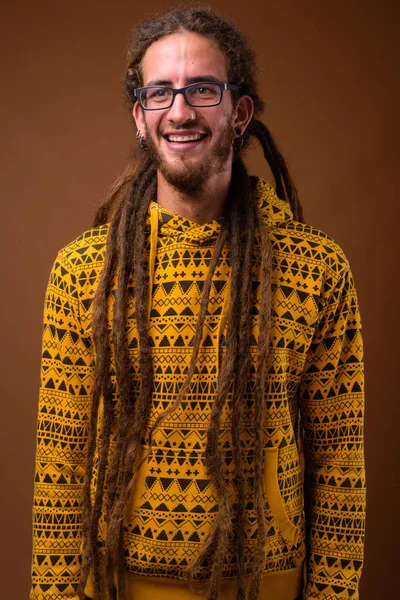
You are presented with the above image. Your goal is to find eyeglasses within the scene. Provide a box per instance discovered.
[133,81,240,111]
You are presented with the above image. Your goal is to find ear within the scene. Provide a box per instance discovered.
[133,101,146,137]
[232,95,254,135]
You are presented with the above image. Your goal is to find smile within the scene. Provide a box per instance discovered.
[164,133,207,143]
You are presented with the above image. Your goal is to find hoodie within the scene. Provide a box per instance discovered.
[30,178,365,600]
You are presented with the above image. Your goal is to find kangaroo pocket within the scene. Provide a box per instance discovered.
[264,446,301,546]
[123,442,221,578]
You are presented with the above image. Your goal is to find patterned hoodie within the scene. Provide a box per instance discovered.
[30,178,365,600]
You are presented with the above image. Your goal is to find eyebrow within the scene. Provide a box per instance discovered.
[144,75,222,87]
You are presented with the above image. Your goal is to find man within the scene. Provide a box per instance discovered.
[30,6,365,600]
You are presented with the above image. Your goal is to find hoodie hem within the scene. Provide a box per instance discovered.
[84,562,304,600]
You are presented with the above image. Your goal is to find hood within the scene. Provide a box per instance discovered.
[252,176,294,227]
[144,176,293,354]
[146,176,293,249]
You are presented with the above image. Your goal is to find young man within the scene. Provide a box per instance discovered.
[30,6,365,600]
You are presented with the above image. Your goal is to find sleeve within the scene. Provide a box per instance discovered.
[299,256,366,600]
[30,249,94,600]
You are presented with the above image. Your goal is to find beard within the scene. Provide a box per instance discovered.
[144,119,234,195]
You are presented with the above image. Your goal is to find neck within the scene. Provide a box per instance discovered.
[156,164,232,225]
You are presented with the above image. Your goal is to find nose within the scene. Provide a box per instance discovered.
[166,91,195,125]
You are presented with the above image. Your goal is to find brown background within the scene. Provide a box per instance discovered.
[1,0,399,598]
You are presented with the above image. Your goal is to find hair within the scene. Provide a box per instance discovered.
[77,5,305,600]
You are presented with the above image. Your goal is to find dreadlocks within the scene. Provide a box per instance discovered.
[77,5,305,600]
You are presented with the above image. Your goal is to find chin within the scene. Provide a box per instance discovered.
[164,146,205,163]
[160,160,211,195]
[162,151,207,173]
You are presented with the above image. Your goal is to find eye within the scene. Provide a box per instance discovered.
[190,84,220,99]
[194,86,212,95]
[148,88,167,99]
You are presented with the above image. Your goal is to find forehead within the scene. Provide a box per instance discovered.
[141,32,229,85]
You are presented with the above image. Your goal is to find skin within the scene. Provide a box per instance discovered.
[133,32,254,224]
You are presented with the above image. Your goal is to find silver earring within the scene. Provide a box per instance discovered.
[136,130,147,150]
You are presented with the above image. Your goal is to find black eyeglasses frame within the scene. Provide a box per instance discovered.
[133,81,241,111]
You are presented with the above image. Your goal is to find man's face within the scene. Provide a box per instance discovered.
[133,32,238,194]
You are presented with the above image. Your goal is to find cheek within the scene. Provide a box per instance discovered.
[144,114,163,136]
[198,108,229,133]
[214,103,234,125]
[211,111,233,134]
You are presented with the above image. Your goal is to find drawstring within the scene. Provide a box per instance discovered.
[148,203,159,323]
[147,201,229,392]
[215,272,231,388]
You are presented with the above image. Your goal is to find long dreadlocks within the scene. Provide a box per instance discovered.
[78,5,305,600]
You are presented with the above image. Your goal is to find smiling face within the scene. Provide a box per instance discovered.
[133,32,253,195]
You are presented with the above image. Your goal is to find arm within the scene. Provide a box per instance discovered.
[30,249,94,600]
[299,256,366,599]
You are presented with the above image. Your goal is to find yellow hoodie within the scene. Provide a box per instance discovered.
[30,178,365,600]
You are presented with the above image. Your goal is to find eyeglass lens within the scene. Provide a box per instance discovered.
[140,83,221,109]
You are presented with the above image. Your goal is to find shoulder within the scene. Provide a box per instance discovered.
[54,223,110,274]
[269,219,361,327]
[272,219,351,281]
[253,177,351,281]
[45,224,110,310]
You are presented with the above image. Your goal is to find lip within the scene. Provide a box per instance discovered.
[163,129,206,134]
[162,131,208,151]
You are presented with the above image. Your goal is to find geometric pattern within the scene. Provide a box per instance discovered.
[30,177,365,599]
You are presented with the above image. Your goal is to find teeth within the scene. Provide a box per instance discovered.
[167,134,203,142]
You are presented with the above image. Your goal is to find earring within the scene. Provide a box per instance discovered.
[136,130,148,150]
[232,127,244,150]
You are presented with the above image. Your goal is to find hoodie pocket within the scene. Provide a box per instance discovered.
[264,446,300,545]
